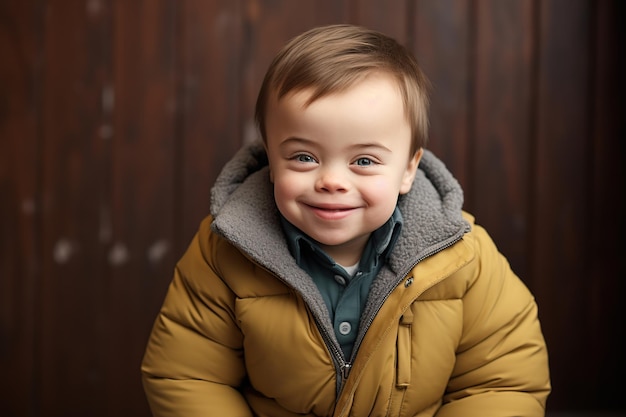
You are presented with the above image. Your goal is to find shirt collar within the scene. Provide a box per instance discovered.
[280,207,404,269]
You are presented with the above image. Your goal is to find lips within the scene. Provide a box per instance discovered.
[305,203,357,220]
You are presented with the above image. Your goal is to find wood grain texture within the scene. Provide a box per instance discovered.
[472,0,534,279]
[0,0,623,414]
[532,0,593,409]
[412,0,472,202]
[106,1,178,415]
[0,1,42,416]
[38,1,112,414]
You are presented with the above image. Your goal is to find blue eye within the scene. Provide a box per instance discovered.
[295,154,316,163]
[355,157,373,166]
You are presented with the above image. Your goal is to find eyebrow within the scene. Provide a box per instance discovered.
[350,142,393,154]
[279,136,313,147]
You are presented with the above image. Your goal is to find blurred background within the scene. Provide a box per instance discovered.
[1,0,624,416]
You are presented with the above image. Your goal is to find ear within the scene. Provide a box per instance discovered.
[399,148,423,195]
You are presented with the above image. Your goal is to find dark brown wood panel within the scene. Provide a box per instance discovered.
[0,1,42,416]
[532,0,593,409]
[351,0,408,42]
[106,1,178,415]
[411,0,472,204]
[38,1,112,414]
[177,0,245,246]
[587,0,626,407]
[472,0,534,279]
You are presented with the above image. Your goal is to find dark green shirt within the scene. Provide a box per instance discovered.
[280,208,403,360]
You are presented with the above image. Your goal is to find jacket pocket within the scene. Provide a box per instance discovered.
[387,306,414,417]
[396,306,414,387]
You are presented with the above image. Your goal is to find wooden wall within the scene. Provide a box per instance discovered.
[1,1,623,415]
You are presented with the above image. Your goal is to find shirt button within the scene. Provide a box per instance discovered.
[338,321,352,335]
[334,275,346,285]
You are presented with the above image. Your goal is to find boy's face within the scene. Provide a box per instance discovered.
[264,73,422,265]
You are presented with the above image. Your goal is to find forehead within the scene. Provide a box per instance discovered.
[271,73,400,115]
[269,72,404,116]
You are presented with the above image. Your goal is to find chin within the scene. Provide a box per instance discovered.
[311,234,357,247]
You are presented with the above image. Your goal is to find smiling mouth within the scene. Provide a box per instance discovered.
[306,204,356,220]
[317,206,351,212]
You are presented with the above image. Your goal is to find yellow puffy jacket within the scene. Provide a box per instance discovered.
[141,141,550,416]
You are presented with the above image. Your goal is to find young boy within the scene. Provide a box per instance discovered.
[141,24,551,416]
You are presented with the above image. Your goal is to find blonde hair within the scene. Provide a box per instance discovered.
[255,24,431,155]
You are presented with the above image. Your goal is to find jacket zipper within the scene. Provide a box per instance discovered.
[253,258,351,395]
[260,225,469,399]
[314,315,351,393]
[345,228,468,380]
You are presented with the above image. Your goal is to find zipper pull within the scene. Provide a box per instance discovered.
[342,363,352,380]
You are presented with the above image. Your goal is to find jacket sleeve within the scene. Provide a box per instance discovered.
[436,224,551,417]
[141,217,253,417]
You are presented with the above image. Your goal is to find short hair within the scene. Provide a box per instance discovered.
[255,24,431,155]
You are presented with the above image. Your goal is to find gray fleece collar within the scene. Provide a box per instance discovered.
[210,139,468,275]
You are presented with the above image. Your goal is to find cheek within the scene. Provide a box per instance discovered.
[361,177,397,202]
[273,175,303,203]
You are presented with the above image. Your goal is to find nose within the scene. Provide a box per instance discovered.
[315,165,349,193]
